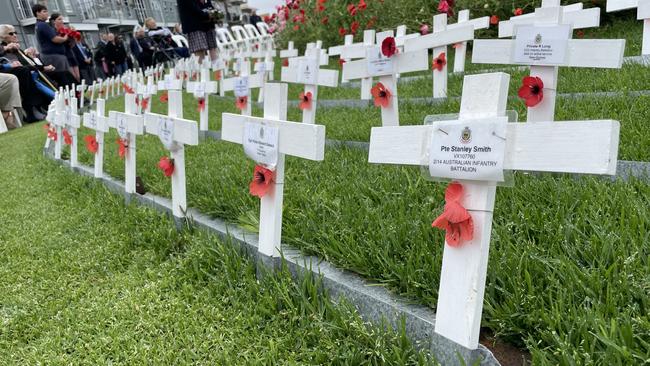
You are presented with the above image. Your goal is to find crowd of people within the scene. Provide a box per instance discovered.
[0,1,219,129]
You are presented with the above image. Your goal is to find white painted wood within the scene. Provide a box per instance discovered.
[107,93,144,194]
[222,71,264,117]
[280,41,299,58]
[281,48,339,124]
[338,30,377,100]
[76,80,86,110]
[607,0,650,55]
[0,112,7,134]
[342,33,428,127]
[82,98,110,178]
[473,1,625,122]
[143,108,199,218]
[221,83,325,257]
[451,10,490,73]
[52,91,66,159]
[64,96,81,168]
[368,72,620,349]
[499,4,600,37]
[187,67,218,131]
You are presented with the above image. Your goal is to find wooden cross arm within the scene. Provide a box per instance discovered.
[368,120,619,175]
[187,81,219,94]
[403,26,474,53]
[340,43,370,59]
[606,0,638,12]
[143,113,199,146]
[222,74,264,92]
[107,111,144,134]
[448,17,490,31]
[472,39,626,68]
[639,1,650,19]
[68,114,81,129]
[342,49,429,81]
[499,6,599,38]
[82,112,110,132]
[280,49,298,58]
[157,79,183,90]
[221,113,326,161]
[328,44,345,56]
[280,67,339,87]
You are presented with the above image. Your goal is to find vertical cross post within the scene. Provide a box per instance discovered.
[108,93,144,194]
[82,98,110,178]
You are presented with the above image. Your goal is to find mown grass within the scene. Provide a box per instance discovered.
[0,124,435,365]
[63,82,650,365]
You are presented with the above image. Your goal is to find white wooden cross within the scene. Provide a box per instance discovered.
[607,0,650,55]
[187,66,218,132]
[51,91,66,159]
[403,14,476,98]
[143,91,198,218]
[253,44,276,102]
[328,34,354,82]
[107,93,144,194]
[280,41,299,58]
[76,79,87,110]
[343,31,429,126]
[281,47,339,124]
[222,59,264,116]
[305,41,329,66]
[473,0,625,122]
[368,71,620,351]
[82,98,110,178]
[221,83,325,257]
[498,2,600,38]
[450,10,490,73]
[61,93,81,168]
[340,30,376,100]
[136,75,157,115]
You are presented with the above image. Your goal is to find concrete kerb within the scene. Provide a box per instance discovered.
[46,153,500,366]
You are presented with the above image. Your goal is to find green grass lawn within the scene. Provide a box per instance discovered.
[63,85,650,365]
[0,125,435,365]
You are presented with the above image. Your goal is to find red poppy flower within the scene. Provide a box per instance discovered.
[63,129,72,145]
[117,138,128,159]
[236,96,248,111]
[420,24,429,35]
[159,92,168,103]
[518,76,544,108]
[321,16,329,25]
[316,4,325,12]
[122,83,134,94]
[350,21,360,34]
[214,70,222,81]
[84,135,98,154]
[432,182,474,247]
[47,127,57,141]
[282,58,289,67]
[293,24,300,31]
[299,91,313,110]
[576,30,585,38]
[381,37,397,58]
[514,8,523,16]
[490,15,499,25]
[249,165,275,198]
[157,156,175,178]
[358,0,367,10]
[339,27,347,37]
[141,97,150,110]
[347,4,357,16]
[198,97,206,112]
[370,82,392,108]
[437,0,454,16]
[43,123,50,131]
[432,52,447,72]
[338,58,346,68]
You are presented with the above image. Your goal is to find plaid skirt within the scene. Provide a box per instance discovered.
[187,29,217,53]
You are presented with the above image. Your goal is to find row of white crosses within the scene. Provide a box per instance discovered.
[222,82,325,257]
[187,64,219,132]
[368,71,621,350]
[281,47,339,124]
[473,0,626,122]
[607,0,650,55]
[343,31,429,127]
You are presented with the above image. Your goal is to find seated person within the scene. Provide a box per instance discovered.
[0,73,21,129]
[0,25,76,91]
[131,25,155,68]
[144,18,189,59]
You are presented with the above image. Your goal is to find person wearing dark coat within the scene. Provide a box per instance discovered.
[104,33,128,75]
[93,33,109,78]
[72,35,95,84]
[176,0,220,63]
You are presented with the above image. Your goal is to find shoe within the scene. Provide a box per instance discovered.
[31,106,46,121]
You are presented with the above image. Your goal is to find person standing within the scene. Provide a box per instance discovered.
[72,33,95,84]
[249,10,261,26]
[93,33,108,78]
[176,0,219,63]
[32,4,70,72]
[105,33,127,75]
[48,13,80,82]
